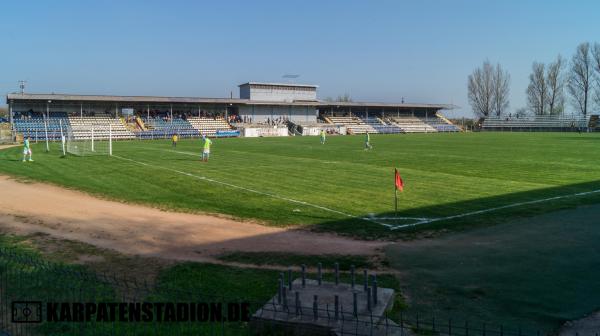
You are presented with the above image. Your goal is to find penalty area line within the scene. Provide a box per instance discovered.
[111,154,391,228]
[389,188,600,230]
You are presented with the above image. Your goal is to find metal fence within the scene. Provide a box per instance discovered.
[0,249,595,336]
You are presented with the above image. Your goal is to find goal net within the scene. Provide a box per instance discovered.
[66,125,113,156]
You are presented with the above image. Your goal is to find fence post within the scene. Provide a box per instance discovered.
[295,291,300,316]
[334,262,339,285]
[317,262,322,285]
[334,295,339,321]
[277,279,282,304]
[313,295,318,321]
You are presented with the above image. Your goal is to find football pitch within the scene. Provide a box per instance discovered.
[1,132,600,237]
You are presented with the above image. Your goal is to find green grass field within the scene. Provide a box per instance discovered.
[1,132,599,333]
[1,132,599,237]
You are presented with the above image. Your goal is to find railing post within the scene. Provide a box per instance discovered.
[313,295,318,321]
[334,262,339,285]
[295,291,300,316]
[317,262,322,285]
[334,295,339,321]
[277,278,282,304]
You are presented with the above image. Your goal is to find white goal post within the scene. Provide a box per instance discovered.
[66,125,113,156]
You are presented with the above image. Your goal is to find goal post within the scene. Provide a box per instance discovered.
[66,125,113,156]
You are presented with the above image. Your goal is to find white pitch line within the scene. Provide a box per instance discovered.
[389,188,600,230]
[131,149,600,232]
[112,154,392,228]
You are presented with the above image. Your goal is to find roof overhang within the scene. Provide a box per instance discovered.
[6,93,456,110]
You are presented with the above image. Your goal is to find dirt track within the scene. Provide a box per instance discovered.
[0,175,386,262]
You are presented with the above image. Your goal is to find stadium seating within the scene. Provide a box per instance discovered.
[186,117,233,136]
[389,116,437,133]
[327,114,459,134]
[13,117,69,140]
[482,115,589,131]
[68,116,135,140]
[363,117,404,134]
[327,116,376,134]
[419,116,461,132]
[141,117,198,138]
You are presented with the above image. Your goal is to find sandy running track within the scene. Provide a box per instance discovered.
[0,176,386,262]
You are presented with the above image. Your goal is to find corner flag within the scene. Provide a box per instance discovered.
[395,169,404,191]
[394,168,403,214]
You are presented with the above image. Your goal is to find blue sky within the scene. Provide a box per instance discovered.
[1,0,599,117]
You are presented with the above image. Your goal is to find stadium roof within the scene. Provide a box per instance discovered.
[238,82,319,88]
[6,93,455,109]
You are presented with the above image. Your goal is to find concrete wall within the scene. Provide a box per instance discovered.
[240,84,317,102]
[239,105,317,123]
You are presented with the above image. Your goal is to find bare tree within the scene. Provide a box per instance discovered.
[336,93,352,102]
[526,62,547,115]
[546,55,565,115]
[492,63,510,117]
[468,61,495,117]
[514,107,530,118]
[568,42,593,116]
[592,42,600,107]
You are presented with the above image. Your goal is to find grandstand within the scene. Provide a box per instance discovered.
[324,114,459,134]
[13,116,69,141]
[187,117,233,136]
[68,116,135,140]
[5,83,457,140]
[389,116,436,133]
[140,117,198,139]
[482,114,591,131]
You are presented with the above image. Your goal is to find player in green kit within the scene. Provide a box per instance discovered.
[320,129,326,144]
[22,136,33,162]
[364,131,372,150]
[201,135,212,162]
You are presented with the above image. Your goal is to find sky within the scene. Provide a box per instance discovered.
[1,0,599,117]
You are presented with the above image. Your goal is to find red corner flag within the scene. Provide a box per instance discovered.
[395,169,404,191]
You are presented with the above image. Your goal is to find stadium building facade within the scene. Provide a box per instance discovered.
[5,82,459,140]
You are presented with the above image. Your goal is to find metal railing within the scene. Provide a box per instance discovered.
[0,249,595,336]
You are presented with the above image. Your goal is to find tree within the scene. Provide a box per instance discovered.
[514,107,530,118]
[492,63,511,117]
[468,61,510,118]
[468,61,495,117]
[546,55,565,115]
[567,42,593,117]
[323,94,352,102]
[526,62,547,115]
[336,93,352,102]
[592,42,600,108]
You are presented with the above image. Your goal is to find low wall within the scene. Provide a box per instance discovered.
[241,126,288,137]
[300,125,346,136]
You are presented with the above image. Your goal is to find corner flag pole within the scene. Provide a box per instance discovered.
[394,187,398,215]
[394,168,403,216]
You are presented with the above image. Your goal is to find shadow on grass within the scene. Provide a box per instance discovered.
[307,179,600,239]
